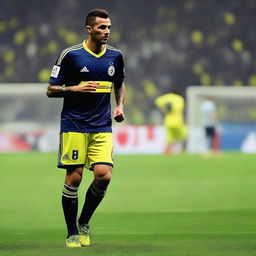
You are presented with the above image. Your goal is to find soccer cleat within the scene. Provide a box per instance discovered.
[78,222,90,247]
[66,234,81,248]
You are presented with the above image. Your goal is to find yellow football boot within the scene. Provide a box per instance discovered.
[66,234,81,248]
[78,223,90,247]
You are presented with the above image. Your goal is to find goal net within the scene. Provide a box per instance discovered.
[0,84,63,152]
[186,86,256,153]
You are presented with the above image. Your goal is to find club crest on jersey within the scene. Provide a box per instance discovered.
[108,65,115,76]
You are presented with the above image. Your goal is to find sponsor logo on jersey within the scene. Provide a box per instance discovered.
[62,154,70,161]
[51,65,60,78]
[80,66,89,72]
[108,65,115,76]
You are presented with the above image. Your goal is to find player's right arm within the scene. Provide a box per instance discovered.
[46,82,97,98]
[47,48,97,97]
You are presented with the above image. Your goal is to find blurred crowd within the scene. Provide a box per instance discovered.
[1,0,256,124]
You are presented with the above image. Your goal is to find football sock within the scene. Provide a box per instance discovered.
[78,180,107,225]
[62,184,79,237]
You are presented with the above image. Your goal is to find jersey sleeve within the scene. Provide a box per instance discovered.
[155,94,175,113]
[155,95,167,109]
[48,51,71,85]
[113,53,125,89]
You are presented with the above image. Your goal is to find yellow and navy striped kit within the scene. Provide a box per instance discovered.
[49,41,125,133]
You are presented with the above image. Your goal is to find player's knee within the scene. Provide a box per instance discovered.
[96,172,111,186]
[94,165,112,186]
[71,173,82,186]
[66,168,83,187]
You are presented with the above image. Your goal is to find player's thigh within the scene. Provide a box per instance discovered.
[165,126,174,143]
[58,132,87,169]
[174,125,187,141]
[205,127,216,138]
[85,132,113,170]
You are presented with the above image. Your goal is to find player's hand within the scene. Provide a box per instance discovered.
[73,81,97,92]
[113,106,125,122]
[114,114,125,122]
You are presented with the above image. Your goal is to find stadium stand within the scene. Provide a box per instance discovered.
[1,0,256,124]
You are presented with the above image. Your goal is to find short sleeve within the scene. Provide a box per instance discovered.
[114,53,125,89]
[48,52,70,85]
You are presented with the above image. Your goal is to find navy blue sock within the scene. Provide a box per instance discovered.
[62,184,79,237]
[78,181,106,225]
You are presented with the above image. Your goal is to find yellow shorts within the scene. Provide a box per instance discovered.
[58,132,113,170]
[165,125,187,143]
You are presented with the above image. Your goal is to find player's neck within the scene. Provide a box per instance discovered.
[85,39,105,54]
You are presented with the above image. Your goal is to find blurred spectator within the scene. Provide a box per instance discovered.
[1,0,256,123]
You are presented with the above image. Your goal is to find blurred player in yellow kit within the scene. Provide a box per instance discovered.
[155,90,187,155]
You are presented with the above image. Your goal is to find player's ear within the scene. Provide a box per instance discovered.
[86,25,92,34]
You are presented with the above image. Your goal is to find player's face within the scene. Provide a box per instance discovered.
[89,17,111,44]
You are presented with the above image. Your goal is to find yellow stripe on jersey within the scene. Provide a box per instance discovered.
[57,43,83,65]
[79,81,112,93]
[106,44,122,53]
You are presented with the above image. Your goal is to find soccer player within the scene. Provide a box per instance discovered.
[46,9,125,248]
[200,96,221,156]
[155,90,187,155]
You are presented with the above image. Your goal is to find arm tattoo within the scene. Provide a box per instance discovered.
[46,85,73,98]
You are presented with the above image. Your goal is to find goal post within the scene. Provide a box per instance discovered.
[186,86,256,153]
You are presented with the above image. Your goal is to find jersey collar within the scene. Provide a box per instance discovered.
[83,41,106,58]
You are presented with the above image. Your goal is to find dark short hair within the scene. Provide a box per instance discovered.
[85,9,109,27]
[171,88,180,95]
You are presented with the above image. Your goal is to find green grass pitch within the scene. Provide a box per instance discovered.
[0,152,255,256]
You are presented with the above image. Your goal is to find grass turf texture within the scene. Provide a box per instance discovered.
[0,152,255,255]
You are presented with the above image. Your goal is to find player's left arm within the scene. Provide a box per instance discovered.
[113,82,125,122]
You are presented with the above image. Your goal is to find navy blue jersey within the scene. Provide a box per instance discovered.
[49,41,125,133]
